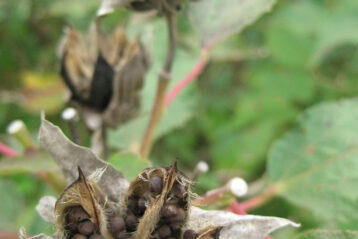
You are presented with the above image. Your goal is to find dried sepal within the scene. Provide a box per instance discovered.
[55,167,112,239]
[39,114,129,204]
[36,196,57,225]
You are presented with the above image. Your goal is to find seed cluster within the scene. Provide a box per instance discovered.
[65,206,104,239]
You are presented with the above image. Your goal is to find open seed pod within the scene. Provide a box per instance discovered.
[118,162,191,239]
[58,21,149,131]
[55,167,112,239]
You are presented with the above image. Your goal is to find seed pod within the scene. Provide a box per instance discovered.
[55,167,112,239]
[120,162,192,239]
[58,23,149,131]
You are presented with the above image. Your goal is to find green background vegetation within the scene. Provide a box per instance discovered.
[1,0,358,238]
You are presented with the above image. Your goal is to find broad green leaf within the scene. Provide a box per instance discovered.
[189,0,277,46]
[268,98,358,221]
[269,0,358,67]
[108,20,197,151]
[295,230,358,239]
[108,152,152,181]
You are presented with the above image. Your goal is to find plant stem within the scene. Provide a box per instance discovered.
[0,142,18,157]
[0,233,19,239]
[139,11,177,159]
[164,44,211,107]
[239,186,276,211]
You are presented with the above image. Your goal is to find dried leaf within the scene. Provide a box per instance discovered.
[38,114,129,204]
[19,227,54,239]
[36,196,57,224]
[187,207,300,239]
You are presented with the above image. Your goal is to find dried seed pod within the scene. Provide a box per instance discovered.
[55,167,112,239]
[120,162,192,239]
[58,23,149,131]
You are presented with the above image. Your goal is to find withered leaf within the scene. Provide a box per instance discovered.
[38,113,129,203]
[19,227,54,239]
[188,207,300,239]
[36,196,57,224]
[55,167,111,239]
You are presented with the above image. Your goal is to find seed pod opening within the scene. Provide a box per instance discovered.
[119,162,192,239]
[55,167,112,239]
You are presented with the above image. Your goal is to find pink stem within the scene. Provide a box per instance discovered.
[164,45,212,107]
[0,233,19,239]
[0,142,18,157]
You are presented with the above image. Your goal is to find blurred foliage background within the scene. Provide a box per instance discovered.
[1,0,358,238]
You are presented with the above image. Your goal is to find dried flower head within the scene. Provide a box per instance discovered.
[59,22,150,131]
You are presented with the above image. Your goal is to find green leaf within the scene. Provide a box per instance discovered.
[269,0,358,67]
[189,0,277,46]
[295,230,358,239]
[268,98,358,222]
[108,152,152,181]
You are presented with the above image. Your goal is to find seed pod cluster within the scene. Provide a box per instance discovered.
[118,162,192,239]
[55,165,220,239]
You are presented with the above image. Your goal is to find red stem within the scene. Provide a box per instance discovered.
[0,142,18,157]
[0,233,19,239]
[164,45,212,107]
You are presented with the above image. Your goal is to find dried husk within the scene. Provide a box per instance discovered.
[55,167,112,239]
[119,163,191,239]
[58,22,149,131]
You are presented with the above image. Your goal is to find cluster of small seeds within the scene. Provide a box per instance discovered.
[65,206,104,239]
[151,179,194,239]
[106,210,129,239]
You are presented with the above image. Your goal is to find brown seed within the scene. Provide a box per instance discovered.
[108,216,126,234]
[183,229,198,239]
[67,222,78,232]
[125,213,138,230]
[171,182,186,199]
[170,208,185,223]
[127,197,137,212]
[137,197,146,210]
[72,234,87,239]
[78,220,94,236]
[89,234,105,239]
[117,232,131,239]
[67,206,90,224]
[156,225,171,238]
[161,204,178,218]
[149,176,163,194]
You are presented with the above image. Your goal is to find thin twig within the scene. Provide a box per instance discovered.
[139,11,177,159]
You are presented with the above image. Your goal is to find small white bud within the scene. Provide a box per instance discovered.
[61,107,78,121]
[196,161,209,173]
[228,177,248,197]
[7,120,24,135]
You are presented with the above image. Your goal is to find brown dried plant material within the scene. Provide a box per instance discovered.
[119,162,191,239]
[55,167,112,239]
[58,22,149,131]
